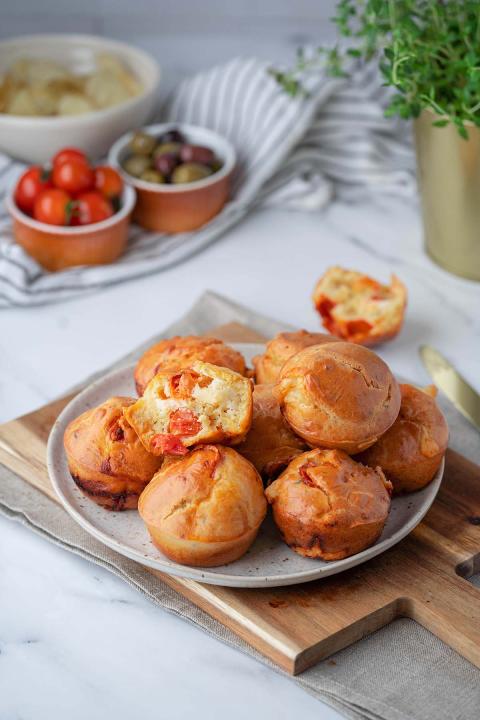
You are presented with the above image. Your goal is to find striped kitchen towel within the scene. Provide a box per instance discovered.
[0,57,415,307]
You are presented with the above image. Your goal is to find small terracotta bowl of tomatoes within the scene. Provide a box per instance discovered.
[108,123,236,233]
[6,147,136,271]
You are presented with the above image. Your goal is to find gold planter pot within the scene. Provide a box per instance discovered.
[414,111,480,281]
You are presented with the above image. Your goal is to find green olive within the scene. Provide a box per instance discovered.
[171,162,212,184]
[140,169,165,184]
[122,154,152,178]
[153,142,182,160]
[129,131,156,155]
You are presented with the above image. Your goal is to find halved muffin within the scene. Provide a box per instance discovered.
[134,335,247,395]
[124,361,253,456]
[236,384,307,481]
[312,266,407,346]
[63,396,163,511]
[138,444,267,566]
[266,448,392,561]
[357,384,448,494]
[252,329,338,384]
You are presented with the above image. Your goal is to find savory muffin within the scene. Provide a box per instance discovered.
[274,342,401,454]
[236,384,307,481]
[312,266,407,346]
[357,384,448,494]
[63,396,163,510]
[252,329,338,384]
[124,361,253,456]
[134,335,246,395]
[265,448,392,561]
[138,444,267,566]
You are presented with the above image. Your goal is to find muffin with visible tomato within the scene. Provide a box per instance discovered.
[134,335,246,396]
[312,266,407,346]
[64,396,163,511]
[124,361,253,456]
[266,448,392,561]
[138,444,267,566]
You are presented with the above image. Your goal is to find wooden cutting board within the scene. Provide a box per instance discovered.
[1,321,479,676]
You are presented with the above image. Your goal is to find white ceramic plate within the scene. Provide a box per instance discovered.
[47,343,443,588]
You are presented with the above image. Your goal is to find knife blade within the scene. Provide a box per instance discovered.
[420,345,480,432]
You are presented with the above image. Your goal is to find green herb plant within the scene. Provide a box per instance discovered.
[271,0,480,138]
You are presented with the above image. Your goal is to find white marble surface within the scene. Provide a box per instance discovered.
[1,6,480,719]
[2,195,480,720]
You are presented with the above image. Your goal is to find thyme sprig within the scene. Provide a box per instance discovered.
[272,0,480,138]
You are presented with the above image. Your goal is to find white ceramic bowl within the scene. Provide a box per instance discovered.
[0,34,161,163]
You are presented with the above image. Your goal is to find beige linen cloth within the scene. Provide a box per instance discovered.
[1,291,479,720]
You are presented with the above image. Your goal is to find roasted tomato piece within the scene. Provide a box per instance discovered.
[108,423,125,441]
[316,296,336,319]
[345,319,373,339]
[168,408,201,436]
[151,434,189,455]
[170,371,212,398]
[315,296,337,334]
[299,462,317,487]
[170,371,199,398]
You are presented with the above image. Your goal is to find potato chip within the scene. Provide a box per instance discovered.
[58,92,94,115]
[85,70,132,109]
[0,52,143,117]
[6,87,37,116]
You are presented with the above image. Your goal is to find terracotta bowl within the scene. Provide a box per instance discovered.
[108,123,236,233]
[6,185,136,272]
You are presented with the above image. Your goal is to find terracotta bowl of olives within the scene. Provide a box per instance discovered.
[108,123,236,233]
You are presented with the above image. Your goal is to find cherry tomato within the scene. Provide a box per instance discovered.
[52,147,88,168]
[14,166,52,214]
[94,166,123,201]
[52,158,94,195]
[33,189,73,226]
[74,192,113,225]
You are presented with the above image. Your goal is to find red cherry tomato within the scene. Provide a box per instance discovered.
[52,158,94,195]
[74,192,114,225]
[14,166,52,214]
[52,147,88,168]
[33,189,73,226]
[94,166,124,201]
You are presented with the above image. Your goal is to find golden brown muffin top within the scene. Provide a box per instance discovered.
[135,335,246,395]
[266,448,392,527]
[138,445,266,543]
[275,341,401,450]
[64,396,163,483]
[252,329,338,384]
[361,384,449,464]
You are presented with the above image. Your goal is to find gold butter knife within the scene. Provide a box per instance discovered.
[420,345,480,432]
